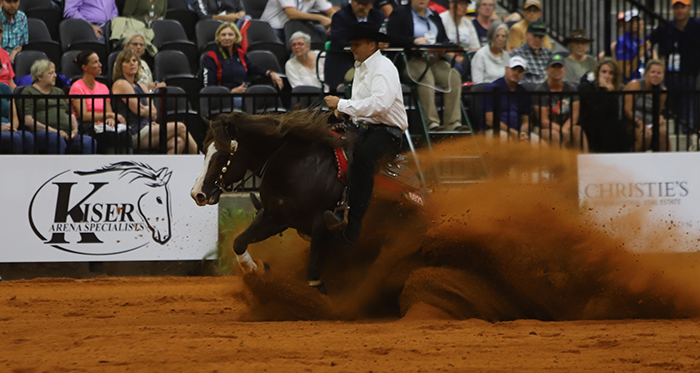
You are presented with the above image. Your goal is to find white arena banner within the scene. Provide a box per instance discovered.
[0,155,217,262]
[578,153,700,253]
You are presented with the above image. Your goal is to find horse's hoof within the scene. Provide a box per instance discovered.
[253,259,270,276]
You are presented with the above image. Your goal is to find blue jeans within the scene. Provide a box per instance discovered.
[32,130,66,154]
[1,131,34,154]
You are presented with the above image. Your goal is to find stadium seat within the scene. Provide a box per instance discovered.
[244,85,286,114]
[13,50,48,80]
[19,0,53,12]
[290,85,324,111]
[153,86,192,117]
[199,86,238,119]
[195,19,223,54]
[241,0,268,19]
[60,50,83,82]
[151,20,198,75]
[58,19,108,65]
[246,20,280,45]
[167,0,189,10]
[283,20,327,50]
[153,50,194,82]
[25,18,61,69]
[247,42,290,75]
[166,8,199,42]
[26,8,62,42]
[246,50,284,82]
[106,51,120,84]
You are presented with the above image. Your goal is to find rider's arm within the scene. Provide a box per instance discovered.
[336,69,398,118]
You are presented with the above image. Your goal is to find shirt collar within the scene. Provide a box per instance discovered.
[354,49,382,69]
[411,6,433,20]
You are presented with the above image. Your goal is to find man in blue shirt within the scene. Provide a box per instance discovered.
[484,56,532,140]
[649,0,700,131]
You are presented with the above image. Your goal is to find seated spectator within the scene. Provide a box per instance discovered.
[64,0,118,41]
[507,0,552,51]
[484,56,532,140]
[22,60,96,154]
[261,0,335,44]
[472,0,496,46]
[578,57,628,153]
[112,49,198,154]
[440,0,480,52]
[387,0,463,131]
[0,81,33,153]
[0,24,15,90]
[0,0,27,63]
[623,59,668,151]
[123,0,167,26]
[533,54,588,150]
[202,22,284,107]
[186,0,248,26]
[122,32,164,92]
[511,21,553,84]
[286,32,324,89]
[562,29,596,84]
[70,50,127,147]
[471,22,509,84]
[325,0,384,92]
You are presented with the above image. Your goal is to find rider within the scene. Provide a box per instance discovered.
[324,23,408,246]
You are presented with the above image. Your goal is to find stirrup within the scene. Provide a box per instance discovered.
[323,208,348,231]
[250,192,262,212]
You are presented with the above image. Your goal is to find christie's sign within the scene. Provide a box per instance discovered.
[0,155,217,263]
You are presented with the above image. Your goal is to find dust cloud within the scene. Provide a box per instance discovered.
[228,137,700,321]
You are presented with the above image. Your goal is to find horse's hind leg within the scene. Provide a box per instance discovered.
[234,209,288,274]
[307,217,334,294]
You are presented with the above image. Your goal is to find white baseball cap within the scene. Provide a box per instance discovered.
[507,56,528,70]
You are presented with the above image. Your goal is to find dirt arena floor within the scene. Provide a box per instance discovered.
[4,140,700,372]
[2,275,700,373]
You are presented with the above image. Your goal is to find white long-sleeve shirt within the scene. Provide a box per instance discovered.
[471,45,510,84]
[439,12,481,51]
[337,49,408,131]
[285,53,324,89]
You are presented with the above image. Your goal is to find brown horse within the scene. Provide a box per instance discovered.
[190,110,429,294]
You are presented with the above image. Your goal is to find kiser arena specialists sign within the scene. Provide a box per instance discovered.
[578,153,700,253]
[0,156,217,262]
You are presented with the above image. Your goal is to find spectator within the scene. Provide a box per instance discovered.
[440,0,480,52]
[22,60,96,154]
[0,24,15,90]
[122,32,164,92]
[511,20,553,84]
[0,0,27,63]
[649,0,700,132]
[484,56,531,140]
[507,0,552,51]
[285,31,324,89]
[562,29,595,84]
[186,0,248,26]
[261,0,335,44]
[623,59,668,151]
[387,0,463,131]
[325,0,384,92]
[202,22,284,107]
[471,21,509,84]
[376,0,395,18]
[64,0,118,41]
[70,50,125,138]
[578,57,628,153]
[0,81,33,153]
[112,49,198,154]
[472,0,495,46]
[123,0,167,26]
[533,53,587,150]
[615,9,656,83]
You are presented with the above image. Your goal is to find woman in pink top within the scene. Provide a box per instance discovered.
[0,26,16,90]
[69,50,124,135]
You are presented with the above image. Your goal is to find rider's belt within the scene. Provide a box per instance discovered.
[354,121,403,138]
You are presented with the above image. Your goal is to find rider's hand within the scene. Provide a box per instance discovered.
[325,95,340,110]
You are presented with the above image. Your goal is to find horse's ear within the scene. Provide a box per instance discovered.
[161,170,173,185]
[154,168,172,185]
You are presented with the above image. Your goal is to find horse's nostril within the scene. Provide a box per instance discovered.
[196,193,206,203]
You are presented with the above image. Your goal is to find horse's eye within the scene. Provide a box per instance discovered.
[156,197,163,204]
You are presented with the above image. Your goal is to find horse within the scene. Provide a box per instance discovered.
[190,110,428,293]
[76,161,173,245]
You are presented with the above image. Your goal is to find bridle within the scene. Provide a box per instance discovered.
[213,139,239,193]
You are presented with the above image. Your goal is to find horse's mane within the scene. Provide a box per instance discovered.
[74,161,171,187]
[209,110,348,151]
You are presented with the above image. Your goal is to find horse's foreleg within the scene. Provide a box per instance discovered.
[233,209,288,274]
[307,217,334,293]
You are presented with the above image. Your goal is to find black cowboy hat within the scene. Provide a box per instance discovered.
[563,29,594,44]
[349,22,390,43]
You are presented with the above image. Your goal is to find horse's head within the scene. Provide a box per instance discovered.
[191,117,249,206]
[137,168,172,244]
